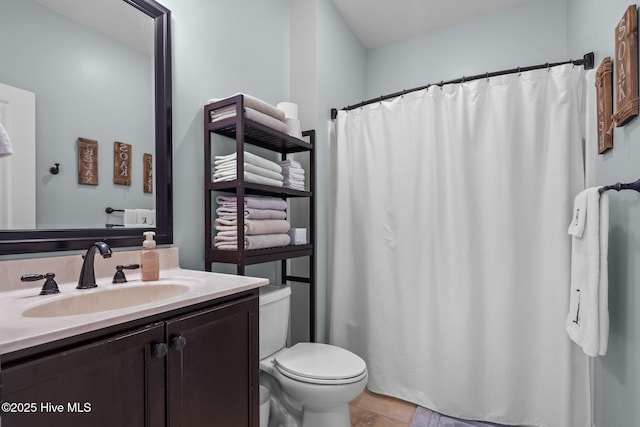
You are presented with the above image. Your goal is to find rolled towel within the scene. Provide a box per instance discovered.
[214,151,282,173]
[124,209,137,226]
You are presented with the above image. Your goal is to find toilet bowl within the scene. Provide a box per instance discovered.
[259,284,367,427]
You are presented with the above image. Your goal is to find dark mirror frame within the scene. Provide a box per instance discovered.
[0,0,172,255]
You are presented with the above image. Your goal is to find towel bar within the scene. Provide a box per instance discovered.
[598,178,640,193]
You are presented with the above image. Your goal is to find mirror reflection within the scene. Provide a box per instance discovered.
[0,0,155,230]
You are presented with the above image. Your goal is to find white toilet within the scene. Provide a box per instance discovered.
[259,284,368,427]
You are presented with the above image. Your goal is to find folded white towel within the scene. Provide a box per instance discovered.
[568,190,588,238]
[214,218,290,235]
[136,208,154,226]
[214,162,284,182]
[279,159,302,168]
[213,170,283,187]
[216,195,287,211]
[282,169,305,179]
[214,233,291,250]
[566,188,609,356]
[208,93,286,121]
[0,122,13,158]
[124,209,137,226]
[214,151,282,173]
[284,183,305,191]
[216,207,287,220]
[209,106,290,134]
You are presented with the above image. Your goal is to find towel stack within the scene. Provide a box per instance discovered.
[214,195,291,250]
[279,159,305,191]
[213,151,284,187]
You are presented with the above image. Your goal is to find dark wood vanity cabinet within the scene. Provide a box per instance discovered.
[1,324,166,427]
[0,292,259,427]
[167,295,258,427]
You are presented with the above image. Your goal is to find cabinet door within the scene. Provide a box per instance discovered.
[1,324,165,427]
[166,295,258,427]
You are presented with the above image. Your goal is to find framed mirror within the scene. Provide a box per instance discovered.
[0,0,172,255]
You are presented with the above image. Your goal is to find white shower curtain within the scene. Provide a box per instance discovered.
[328,64,591,427]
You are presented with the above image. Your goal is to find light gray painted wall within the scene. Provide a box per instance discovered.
[0,0,153,229]
[366,0,568,99]
[315,0,367,343]
[567,1,640,425]
[288,0,367,344]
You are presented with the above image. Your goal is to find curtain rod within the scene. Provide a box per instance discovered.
[330,52,595,120]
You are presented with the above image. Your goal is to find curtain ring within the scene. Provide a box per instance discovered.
[517,66,521,76]
[485,72,489,81]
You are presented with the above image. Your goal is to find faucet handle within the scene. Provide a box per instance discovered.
[21,272,60,295]
[112,264,140,284]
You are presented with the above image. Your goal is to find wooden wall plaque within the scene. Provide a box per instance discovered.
[113,141,132,186]
[77,137,98,185]
[596,57,614,154]
[614,5,639,126]
[143,153,153,193]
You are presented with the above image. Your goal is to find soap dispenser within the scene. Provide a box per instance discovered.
[141,231,159,281]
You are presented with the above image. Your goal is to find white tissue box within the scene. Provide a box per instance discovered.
[288,228,307,245]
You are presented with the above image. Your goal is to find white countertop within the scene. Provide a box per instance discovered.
[0,267,268,355]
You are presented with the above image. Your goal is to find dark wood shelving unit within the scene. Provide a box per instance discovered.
[204,94,316,341]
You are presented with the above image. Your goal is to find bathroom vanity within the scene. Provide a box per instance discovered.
[0,249,267,427]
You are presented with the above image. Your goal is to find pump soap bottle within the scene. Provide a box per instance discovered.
[141,231,159,281]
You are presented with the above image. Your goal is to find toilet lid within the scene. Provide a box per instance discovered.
[274,343,367,382]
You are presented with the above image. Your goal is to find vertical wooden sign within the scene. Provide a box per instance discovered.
[596,57,614,154]
[77,137,98,185]
[143,153,153,193]
[113,141,132,185]
[614,5,638,126]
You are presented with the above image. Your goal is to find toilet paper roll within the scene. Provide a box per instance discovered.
[285,118,302,139]
[277,102,298,119]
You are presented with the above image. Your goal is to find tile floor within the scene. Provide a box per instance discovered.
[349,388,417,426]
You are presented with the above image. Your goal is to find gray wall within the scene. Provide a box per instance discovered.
[0,0,154,229]
[567,1,640,425]
[161,0,290,283]
[366,0,568,98]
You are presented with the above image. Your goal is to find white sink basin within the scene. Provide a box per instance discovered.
[22,284,190,318]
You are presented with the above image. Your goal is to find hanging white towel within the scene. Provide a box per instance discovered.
[566,187,609,356]
[0,122,14,158]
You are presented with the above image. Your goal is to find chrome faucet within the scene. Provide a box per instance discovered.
[77,241,112,289]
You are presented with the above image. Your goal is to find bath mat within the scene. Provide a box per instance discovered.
[410,406,511,427]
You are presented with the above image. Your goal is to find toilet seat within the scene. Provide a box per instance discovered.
[274,343,367,385]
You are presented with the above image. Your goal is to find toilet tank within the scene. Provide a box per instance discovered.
[259,284,291,360]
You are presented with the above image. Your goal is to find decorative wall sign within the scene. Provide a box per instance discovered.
[113,141,132,185]
[596,57,614,154]
[614,5,639,126]
[143,153,153,193]
[77,137,98,185]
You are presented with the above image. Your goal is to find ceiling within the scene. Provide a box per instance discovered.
[331,0,526,49]
[35,0,153,55]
